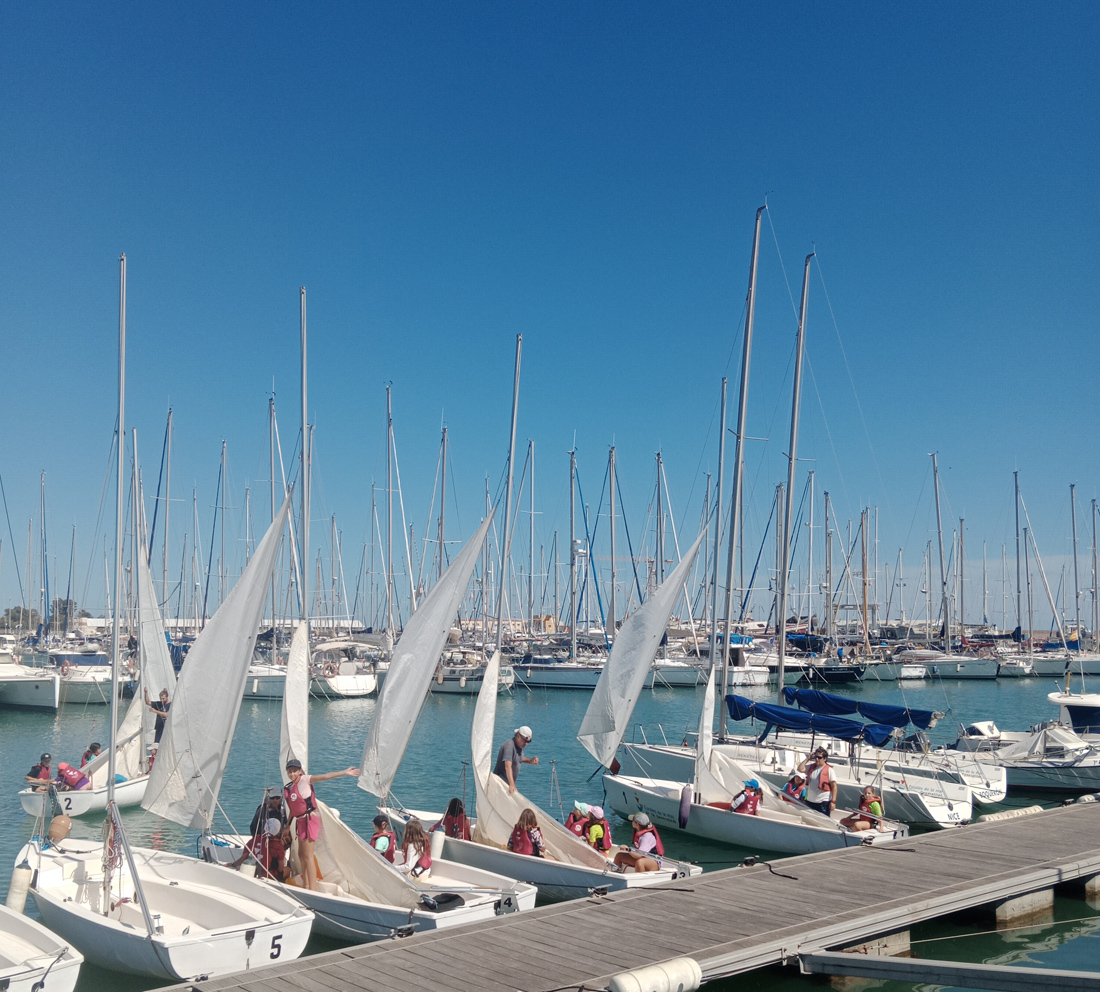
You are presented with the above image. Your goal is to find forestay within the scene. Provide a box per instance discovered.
[471,650,610,868]
[280,621,310,782]
[577,531,705,767]
[359,513,494,799]
[143,493,292,829]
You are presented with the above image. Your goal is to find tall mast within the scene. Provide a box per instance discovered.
[108,253,126,801]
[931,453,950,651]
[774,252,812,699]
[861,508,871,656]
[1070,484,1081,646]
[528,438,535,633]
[959,518,965,644]
[719,206,763,736]
[569,448,577,660]
[925,541,933,646]
[655,451,664,586]
[495,334,522,651]
[269,395,276,640]
[823,491,833,646]
[707,379,727,694]
[220,440,227,605]
[1014,471,1022,637]
[438,426,448,582]
[807,471,815,633]
[163,407,173,607]
[300,287,309,629]
[1092,499,1099,652]
[609,444,618,644]
[386,385,394,632]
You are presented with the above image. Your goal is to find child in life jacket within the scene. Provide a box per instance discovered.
[507,808,546,858]
[781,773,806,803]
[840,786,886,832]
[431,797,472,840]
[583,805,613,852]
[564,800,588,837]
[729,779,762,815]
[612,812,662,873]
[398,818,432,878]
[370,814,397,863]
[25,753,52,790]
[54,762,91,791]
[283,757,360,891]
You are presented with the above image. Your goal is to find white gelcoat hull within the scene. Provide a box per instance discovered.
[242,666,286,699]
[57,670,121,706]
[604,774,907,854]
[309,672,378,698]
[513,664,603,690]
[0,902,82,992]
[19,775,148,818]
[21,839,313,980]
[925,657,999,680]
[0,665,59,709]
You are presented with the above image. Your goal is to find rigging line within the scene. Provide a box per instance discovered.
[615,472,645,608]
[80,425,119,618]
[147,411,171,563]
[802,352,852,514]
[814,255,898,544]
[766,206,801,321]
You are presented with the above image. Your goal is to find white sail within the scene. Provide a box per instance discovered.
[359,512,494,799]
[471,649,609,867]
[280,621,310,782]
[143,493,292,829]
[577,530,705,766]
[695,659,716,788]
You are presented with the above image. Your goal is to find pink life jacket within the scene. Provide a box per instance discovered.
[564,812,586,837]
[283,779,316,819]
[633,824,664,856]
[435,812,472,839]
[403,841,431,873]
[508,824,536,855]
[57,763,89,790]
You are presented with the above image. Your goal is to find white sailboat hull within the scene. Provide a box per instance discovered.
[58,668,122,706]
[21,839,313,980]
[309,671,377,698]
[242,665,286,699]
[19,775,148,818]
[0,664,59,710]
[604,773,907,854]
[0,902,82,992]
[513,662,604,690]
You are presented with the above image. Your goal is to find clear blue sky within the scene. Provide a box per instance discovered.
[1,3,1097,631]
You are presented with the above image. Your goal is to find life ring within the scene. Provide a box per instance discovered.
[61,660,71,677]
[323,662,338,678]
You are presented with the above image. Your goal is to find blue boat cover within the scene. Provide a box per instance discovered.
[780,687,939,730]
[725,694,896,747]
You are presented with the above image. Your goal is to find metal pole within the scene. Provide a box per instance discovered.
[1070,485,1081,647]
[609,445,617,644]
[932,453,950,651]
[300,287,309,631]
[529,439,535,633]
[569,449,577,660]
[707,379,727,701]
[438,427,448,582]
[495,335,522,651]
[108,253,126,802]
[824,491,833,646]
[163,408,172,607]
[386,385,393,632]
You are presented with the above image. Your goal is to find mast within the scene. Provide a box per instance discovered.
[386,385,394,632]
[807,470,815,634]
[707,379,727,691]
[1092,499,1099,652]
[609,444,617,644]
[269,396,276,642]
[495,334,522,651]
[438,426,448,582]
[528,439,535,633]
[775,252,812,700]
[719,206,763,736]
[931,453,950,651]
[1070,484,1081,647]
[569,448,577,660]
[959,518,965,645]
[300,287,309,631]
[861,508,871,656]
[163,407,173,607]
[108,253,126,800]
[220,440,227,605]
[656,452,664,585]
[823,491,833,646]
[1014,471,1022,638]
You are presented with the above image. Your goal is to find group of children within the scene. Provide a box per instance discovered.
[24,743,103,793]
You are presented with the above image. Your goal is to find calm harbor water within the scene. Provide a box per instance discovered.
[4,673,1097,992]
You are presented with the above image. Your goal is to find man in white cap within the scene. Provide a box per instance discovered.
[493,726,539,794]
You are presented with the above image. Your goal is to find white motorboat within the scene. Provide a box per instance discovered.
[647,658,706,687]
[997,658,1035,678]
[242,662,287,699]
[0,661,59,710]
[310,639,379,698]
[57,664,120,706]
[0,899,83,992]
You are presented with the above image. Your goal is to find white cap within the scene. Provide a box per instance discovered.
[265,817,282,836]
[515,726,533,741]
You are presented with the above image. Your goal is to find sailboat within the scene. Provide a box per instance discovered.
[18,261,313,981]
[0,902,82,992]
[208,514,537,940]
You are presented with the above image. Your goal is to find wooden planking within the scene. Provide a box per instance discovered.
[179,804,1100,992]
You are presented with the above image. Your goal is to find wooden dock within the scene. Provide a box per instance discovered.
[187,803,1100,992]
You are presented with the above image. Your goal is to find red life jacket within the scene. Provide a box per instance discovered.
[733,791,760,815]
[403,842,431,873]
[57,763,89,790]
[283,779,316,819]
[438,812,472,840]
[858,796,881,819]
[633,824,664,856]
[370,828,397,863]
[564,812,586,837]
[586,818,613,851]
[508,824,535,856]
[31,763,51,780]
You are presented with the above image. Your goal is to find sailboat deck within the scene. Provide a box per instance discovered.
[182,802,1100,992]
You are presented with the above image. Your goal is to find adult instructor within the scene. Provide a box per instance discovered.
[493,726,539,794]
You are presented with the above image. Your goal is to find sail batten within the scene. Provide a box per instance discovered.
[143,493,292,829]
[577,531,706,767]
[359,512,494,799]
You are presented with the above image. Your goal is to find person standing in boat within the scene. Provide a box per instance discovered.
[144,687,171,744]
[493,726,538,794]
[798,748,837,815]
[283,757,359,891]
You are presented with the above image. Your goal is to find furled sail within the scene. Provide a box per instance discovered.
[471,650,609,867]
[577,530,705,766]
[143,493,291,829]
[280,621,310,782]
[359,512,494,799]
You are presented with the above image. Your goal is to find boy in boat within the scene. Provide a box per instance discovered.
[25,752,52,790]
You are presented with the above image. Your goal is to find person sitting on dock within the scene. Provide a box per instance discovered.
[54,762,91,791]
[781,773,806,803]
[431,798,472,840]
[840,786,885,833]
[564,800,588,837]
[283,757,360,890]
[80,743,101,767]
[583,805,614,851]
[493,726,539,794]
[508,808,547,858]
[25,752,52,789]
[798,749,837,815]
[613,813,662,873]
[370,814,397,863]
[398,818,432,878]
[729,780,761,816]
